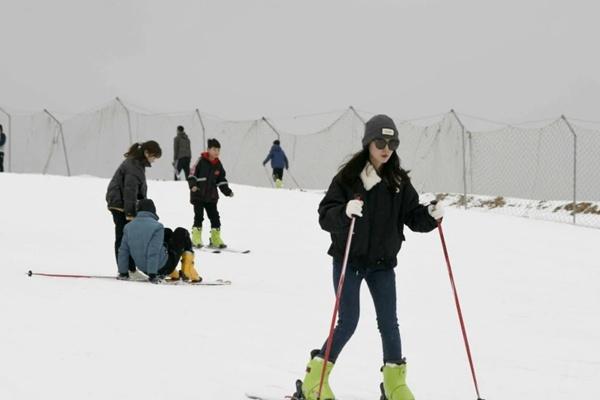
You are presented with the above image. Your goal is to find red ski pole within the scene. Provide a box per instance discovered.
[436,221,484,400]
[27,270,115,279]
[317,215,357,400]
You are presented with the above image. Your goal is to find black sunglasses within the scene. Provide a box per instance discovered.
[373,138,400,151]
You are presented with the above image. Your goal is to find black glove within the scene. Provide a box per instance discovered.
[148,274,163,284]
[117,272,130,280]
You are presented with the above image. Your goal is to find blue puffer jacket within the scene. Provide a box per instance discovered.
[263,144,289,169]
[118,211,168,275]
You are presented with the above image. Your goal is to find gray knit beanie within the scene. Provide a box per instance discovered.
[362,114,399,148]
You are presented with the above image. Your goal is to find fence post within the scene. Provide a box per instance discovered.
[0,107,11,172]
[261,116,281,140]
[195,109,207,151]
[348,105,365,124]
[450,109,469,209]
[561,115,578,225]
[43,109,71,176]
[115,97,134,145]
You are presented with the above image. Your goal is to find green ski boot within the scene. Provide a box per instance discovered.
[381,361,414,400]
[301,350,335,400]
[191,226,202,248]
[209,228,227,249]
[275,178,283,188]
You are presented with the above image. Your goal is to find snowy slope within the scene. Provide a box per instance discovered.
[0,173,598,400]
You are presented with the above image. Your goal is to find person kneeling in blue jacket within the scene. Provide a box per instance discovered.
[117,199,201,283]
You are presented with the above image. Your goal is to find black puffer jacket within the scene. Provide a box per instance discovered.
[318,173,437,270]
[106,158,149,217]
[188,153,232,203]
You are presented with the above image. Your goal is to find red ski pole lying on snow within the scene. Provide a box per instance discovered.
[27,270,115,279]
[436,219,484,400]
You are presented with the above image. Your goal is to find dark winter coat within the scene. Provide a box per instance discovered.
[117,211,168,276]
[263,144,289,169]
[106,158,149,217]
[173,131,192,161]
[188,153,232,203]
[318,174,437,271]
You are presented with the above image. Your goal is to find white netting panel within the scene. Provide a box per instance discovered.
[3,102,600,227]
[395,114,465,195]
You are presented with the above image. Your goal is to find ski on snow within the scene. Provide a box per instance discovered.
[27,271,231,286]
[196,246,251,254]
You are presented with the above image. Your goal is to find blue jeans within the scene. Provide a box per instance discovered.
[319,261,403,364]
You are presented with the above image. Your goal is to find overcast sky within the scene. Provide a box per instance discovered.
[1,0,600,122]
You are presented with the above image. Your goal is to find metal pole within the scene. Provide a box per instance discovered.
[115,97,134,145]
[450,109,469,209]
[0,107,10,172]
[561,115,578,225]
[195,109,206,151]
[44,109,71,176]
[348,105,365,124]
[261,117,281,139]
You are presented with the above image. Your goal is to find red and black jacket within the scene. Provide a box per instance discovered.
[187,153,232,203]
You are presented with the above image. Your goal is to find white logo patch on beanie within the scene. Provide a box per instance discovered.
[382,128,395,136]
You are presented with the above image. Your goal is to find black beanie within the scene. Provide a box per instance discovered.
[136,199,157,215]
[273,139,280,145]
[207,138,221,149]
[362,114,399,148]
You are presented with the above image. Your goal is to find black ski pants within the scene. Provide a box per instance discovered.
[174,157,191,180]
[272,167,284,181]
[193,201,221,229]
[0,152,4,172]
[110,210,136,272]
[159,227,193,275]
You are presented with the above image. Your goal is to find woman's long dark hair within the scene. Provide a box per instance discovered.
[338,148,410,192]
[124,140,162,161]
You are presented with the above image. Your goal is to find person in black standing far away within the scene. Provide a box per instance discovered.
[0,124,6,172]
[173,125,192,180]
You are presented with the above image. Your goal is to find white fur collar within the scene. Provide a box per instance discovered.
[360,162,381,191]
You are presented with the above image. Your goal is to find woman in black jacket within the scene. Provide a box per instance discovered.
[299,115,444,400]
[106,141,162,270]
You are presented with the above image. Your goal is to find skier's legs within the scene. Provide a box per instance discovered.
[272,167,283,181]
[159,227,192,275]
[193,202,205,227]
[111,210,135,272]
[180,156,191,179]
[0,152,4,172]
[204,202,221,229]
[318,261,363,363]
[365,268,403,363]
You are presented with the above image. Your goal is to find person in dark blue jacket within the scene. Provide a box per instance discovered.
[262,139,289,188]
[117,199,201,283]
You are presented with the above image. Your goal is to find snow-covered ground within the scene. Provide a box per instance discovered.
[0,173,598,400]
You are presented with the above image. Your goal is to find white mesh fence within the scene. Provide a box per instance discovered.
[1,99,599,227]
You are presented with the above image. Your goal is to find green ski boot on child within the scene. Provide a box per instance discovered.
[381,361,414,400]
[209,228,227,249]
[191,226,202,247]
[301,350,335,400]
[275,178,283,188]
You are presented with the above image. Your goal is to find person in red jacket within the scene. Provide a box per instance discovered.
[187,138,234,248]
